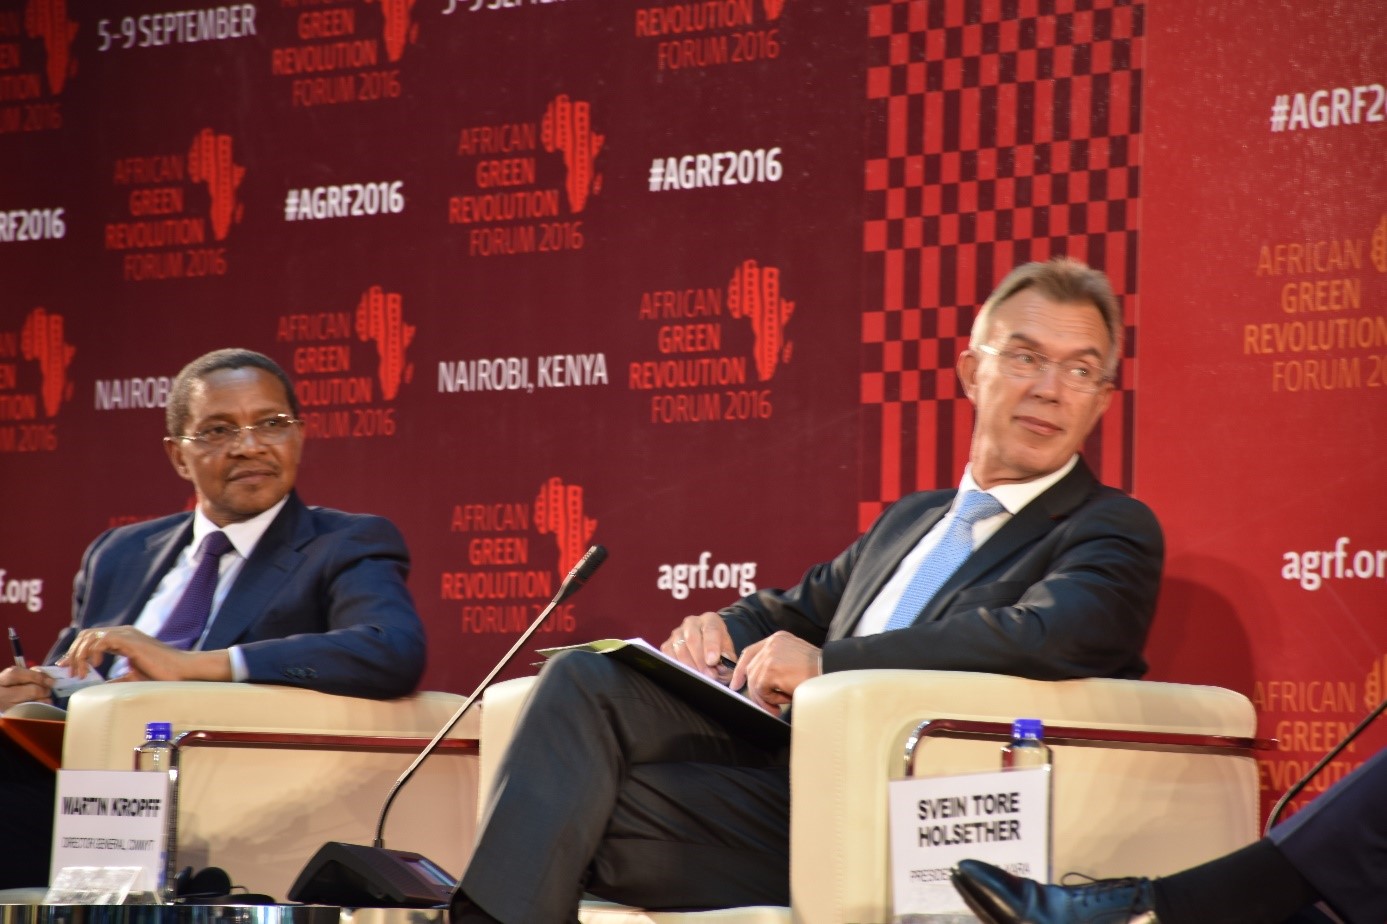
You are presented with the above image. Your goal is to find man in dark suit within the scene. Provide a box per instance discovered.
[451,258,1163,923]
[949,746,1387,924]
[0,347,426,888]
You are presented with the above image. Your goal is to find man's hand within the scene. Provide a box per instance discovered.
[661,612,737,681]
[0,665,55,710]
[59,626,233,683]
[731,631,823,715]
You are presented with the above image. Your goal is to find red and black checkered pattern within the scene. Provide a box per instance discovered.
[860,0,1142,530]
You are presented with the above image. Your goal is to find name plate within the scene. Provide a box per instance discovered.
[51,769,173,895]
[888,766,1051,917]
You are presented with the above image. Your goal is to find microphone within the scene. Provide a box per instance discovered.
[1263,692,1386,834]
[288,544,608,907]
[554,541,607,603]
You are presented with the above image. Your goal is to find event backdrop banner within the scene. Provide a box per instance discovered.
[1,0,1382,824]
[1139,0,1387,816]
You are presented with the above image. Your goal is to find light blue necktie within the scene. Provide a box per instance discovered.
[883,491,1005,631]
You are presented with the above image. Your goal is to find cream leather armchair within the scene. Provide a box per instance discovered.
[62,682,481,901]
[479,669,1264,924]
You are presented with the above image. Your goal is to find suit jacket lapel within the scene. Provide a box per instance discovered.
[827,493,954,641]
[202,494,310,650]
[915,460,1097,624]
[125,519,193,626]
[86,516,190,675]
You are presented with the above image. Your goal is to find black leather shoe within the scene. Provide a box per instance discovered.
[951,859,1159,924]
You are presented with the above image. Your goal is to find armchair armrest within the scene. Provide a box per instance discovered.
[788,670,1262,924]
[64,682,480,900]
[476,670,1260,924]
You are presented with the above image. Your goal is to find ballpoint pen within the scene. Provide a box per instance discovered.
[8,626,27,669]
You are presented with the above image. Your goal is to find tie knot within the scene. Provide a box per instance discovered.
[199,530,233,559]
[954,491,1004,526]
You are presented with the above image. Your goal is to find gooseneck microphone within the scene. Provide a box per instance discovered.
[373,542,607,847]
[288,544,608,907]
[1263,692,1385,835]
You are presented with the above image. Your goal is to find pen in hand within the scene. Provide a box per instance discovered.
[8,627,27,669]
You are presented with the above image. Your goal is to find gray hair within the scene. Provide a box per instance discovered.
[970,257,1124,375]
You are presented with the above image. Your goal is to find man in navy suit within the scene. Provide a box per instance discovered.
[451,258,1164,923]
[0,347,426,888]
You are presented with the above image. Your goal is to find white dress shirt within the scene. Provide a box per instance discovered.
[852,455,1078,636]
[111,495,289,680]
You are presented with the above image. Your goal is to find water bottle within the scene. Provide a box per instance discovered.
[134,721,174,772]
[133,722,178,902]
[1001,718,1052,769]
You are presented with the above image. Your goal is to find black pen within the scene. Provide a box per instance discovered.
[8,627,27,669]
[718,654,737,671]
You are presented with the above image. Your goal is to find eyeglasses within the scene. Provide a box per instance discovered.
[168,414,303,449]
[975,344,1111,394]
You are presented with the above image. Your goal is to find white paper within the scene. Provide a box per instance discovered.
[888,766,1051,917]
[36,664,106,696]
[51,769,173,895]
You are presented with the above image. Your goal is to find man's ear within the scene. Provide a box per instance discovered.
[1091,380,1115,420]
[164,438,194,482]
[957,350,979,402]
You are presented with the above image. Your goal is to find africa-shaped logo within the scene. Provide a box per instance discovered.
[373,0,418,63]
[188,129,245,241]
[541,95,604,214]
[763,0,786,19]
[534,476,597,579]
[1365,654,1387,709]
[728,259,795,382]
[24,0,78,95]
[20,307,75,417]
[355,286,415,401]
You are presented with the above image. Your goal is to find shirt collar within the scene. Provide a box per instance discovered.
[189,494,290,559]
[960,454,1078,515]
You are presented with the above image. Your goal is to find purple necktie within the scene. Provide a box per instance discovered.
[157,531,234,650]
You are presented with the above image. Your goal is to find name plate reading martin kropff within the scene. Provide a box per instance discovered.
[51,769,173,895]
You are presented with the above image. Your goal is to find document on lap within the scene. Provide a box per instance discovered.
[537,637,790,744]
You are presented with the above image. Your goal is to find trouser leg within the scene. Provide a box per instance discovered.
[1267,747,1387,924]
[458,650,789,923]
[1153,838,1315,924]
[589,759,789,909]
[0,735,56,888]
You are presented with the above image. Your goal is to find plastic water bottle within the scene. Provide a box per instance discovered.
[1001,718,1052,769]
[133,722,178,902]
[134,721,174,772]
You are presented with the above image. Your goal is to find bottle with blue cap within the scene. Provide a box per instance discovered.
[1001,717,1052,769]
[134,721,174,772]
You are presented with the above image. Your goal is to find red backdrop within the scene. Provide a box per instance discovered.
[1,0,1382,822]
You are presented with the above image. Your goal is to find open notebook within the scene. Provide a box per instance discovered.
[537,637,790,744]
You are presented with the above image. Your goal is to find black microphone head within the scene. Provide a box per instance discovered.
[558,544,608,600]
[573,544,607,579]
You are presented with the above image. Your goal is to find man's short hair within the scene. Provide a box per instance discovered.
[970,257,1124,375]
[166,348,299,437]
